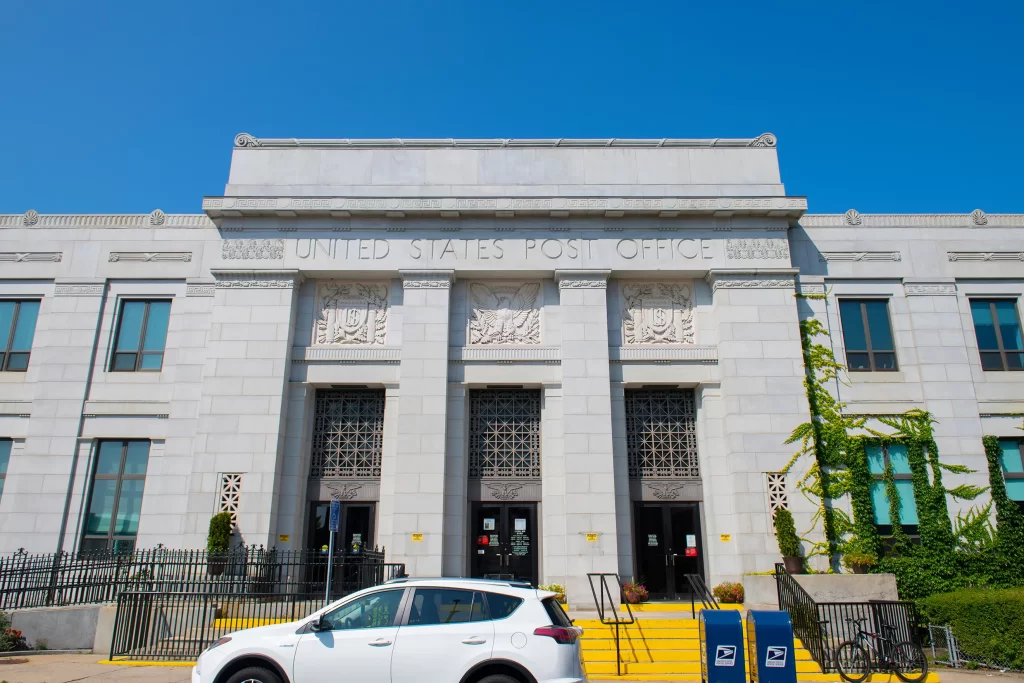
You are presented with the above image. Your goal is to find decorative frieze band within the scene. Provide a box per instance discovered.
[800,213,1024,228]
[555,270,610,289]
[0,252,62,262]
[400,270,454,289]
[54,283,104,297]
[186,283,216,297]
[235,134,777,149]
[210,269,303,289]
[948,252,1024,262]
[108,252,192,263]
[295,346,402,363]
[796,280,826,295]
[818,251,902,262]
[725,238,790,260]
[450,346,560,363]
[0,213,214,229]
[609,346,718,363]
[708,278,796,292]
[904,282,957,296]
[222,239,285,260]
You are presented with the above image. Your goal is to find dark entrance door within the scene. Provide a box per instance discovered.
[633,502,704,600]
[308,501,375,554]
[469,502,538,586]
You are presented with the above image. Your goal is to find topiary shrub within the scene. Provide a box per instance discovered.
[712,582,744,604]
[773,508,801,557]
[207,512,233,553]
[919,587,1024,669]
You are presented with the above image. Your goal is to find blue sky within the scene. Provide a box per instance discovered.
[2,1,1021,215]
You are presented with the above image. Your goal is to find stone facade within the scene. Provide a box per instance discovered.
[1,135,1021,605]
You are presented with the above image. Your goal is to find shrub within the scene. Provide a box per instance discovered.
[0,612,28,652]
[207,512,233,553]
[773,509,801,557]
[623,581,649,604]
[538,584,566,603]
[919,587,1024,669]
[712,582,744,604]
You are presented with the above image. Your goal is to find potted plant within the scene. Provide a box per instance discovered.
[842,550,878,575]
[712,581,744,604]
[623,580,649,604]
[538,584,566,604]
[773,508,804,574]
[206,512,233,576]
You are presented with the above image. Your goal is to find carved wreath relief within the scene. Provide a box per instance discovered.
[469,282,541,345]
[314,283,389,346]
[622,283,694,344]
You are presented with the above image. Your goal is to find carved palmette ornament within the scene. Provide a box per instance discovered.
[314,283,389,346]
[469,282,541,345]
[622,283,694,344]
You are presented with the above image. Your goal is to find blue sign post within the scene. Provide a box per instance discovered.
[325,500,341,602]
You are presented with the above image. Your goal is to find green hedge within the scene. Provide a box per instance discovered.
[919,588,1024,669]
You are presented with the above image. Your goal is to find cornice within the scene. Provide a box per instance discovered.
[450,346,561,363]
[704,268,798,293]
[609,345,718,363]
[202,195,807,220]
[210,268,305,289]
[0,212,215,229]
[233,133,778,149]
[800,211,1024,228]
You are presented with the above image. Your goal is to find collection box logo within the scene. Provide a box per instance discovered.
[715,645,737,667]
[766,646,788,668]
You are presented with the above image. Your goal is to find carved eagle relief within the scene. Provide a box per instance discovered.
[469,282,541,345]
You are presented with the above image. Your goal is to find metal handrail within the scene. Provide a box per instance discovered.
[587,573,635,676]
[684,573,719,618]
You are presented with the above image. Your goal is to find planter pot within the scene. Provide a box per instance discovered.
[207,554,227,576]
[783,556,804,574]
[850,563,870,575]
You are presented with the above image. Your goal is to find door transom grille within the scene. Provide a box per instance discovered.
[310,389,384,478]
[469,389,541,478]
[625,388,699,478]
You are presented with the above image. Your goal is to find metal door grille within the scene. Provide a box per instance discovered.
[310,389,384,477]
[625,389,699,478]
[469,389,541,478]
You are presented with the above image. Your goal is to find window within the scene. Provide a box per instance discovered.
[866,443,919,537]
[542,597,572,627]
[997,440,1024,513]
[320,589,404,630]
[81,441,150,554]
[407,589,485,625]
[970,300,1024,371]
[487,592,525,620]
[0,301,40,372]
[111,300,170,371]
[838,300,897,371]
[0,439,11,500]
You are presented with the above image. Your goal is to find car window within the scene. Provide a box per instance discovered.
[483,592,524,620]
[407,588,481,625]
[542,598,573,627]
[321,589,404,630]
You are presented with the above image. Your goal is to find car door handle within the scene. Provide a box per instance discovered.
[462,637,487,645]
[368,639,392,647]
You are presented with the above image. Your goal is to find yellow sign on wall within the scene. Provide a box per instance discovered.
[278,534,290,543]
[720,534,732,542]
[411,533,424,542]
[585,533,599,542]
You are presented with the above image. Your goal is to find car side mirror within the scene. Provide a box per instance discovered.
[311,614,328,632]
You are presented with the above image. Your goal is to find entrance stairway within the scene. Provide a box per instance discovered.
[571,602,940,682]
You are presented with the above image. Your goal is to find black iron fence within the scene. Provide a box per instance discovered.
[774,563,919,672]
[0,546,405,611]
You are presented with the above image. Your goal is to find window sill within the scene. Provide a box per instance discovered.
[848,371,905,383]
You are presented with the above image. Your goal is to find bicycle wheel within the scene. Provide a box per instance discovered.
[835,641,871,683]
[893,641,928,683]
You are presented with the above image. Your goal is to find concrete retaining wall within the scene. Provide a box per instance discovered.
[9,604,117,653]
[743,573,900,609]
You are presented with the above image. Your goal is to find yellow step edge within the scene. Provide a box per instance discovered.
[624,603,746,612]
[213,618,293,629]
[588,675,940,682]
[584,661,824,674]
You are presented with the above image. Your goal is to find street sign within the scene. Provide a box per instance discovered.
[329,500,341,532]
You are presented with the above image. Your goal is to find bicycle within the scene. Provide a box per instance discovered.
[834,616,928,683]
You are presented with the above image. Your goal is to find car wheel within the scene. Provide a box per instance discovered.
[476,675,520,683]
[224,666,283,683]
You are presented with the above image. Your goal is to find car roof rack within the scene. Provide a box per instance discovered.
[383,576,534,589]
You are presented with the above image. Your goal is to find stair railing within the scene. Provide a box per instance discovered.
[684,573,719,618]
[774,563,827,669]
[587,573,635,676]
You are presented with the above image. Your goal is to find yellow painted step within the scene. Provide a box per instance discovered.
[584,660,824,675]
[575,618,701,628]
[587,674,940,682]
[582,648,814,663]
[626,602,745,612]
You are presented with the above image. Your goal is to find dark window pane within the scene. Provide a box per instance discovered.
[10,301,39,351]
[1008,353,1024,370]
[847,352,871,371]
[839,301,868,351]
[864,301,894,351]
[542,598,573,627]
[124,442,150,475]
[0,302,14,350]
[484,592,523,620]
[139,353,163,370]
[114,479,145,534]
[971,301,998,350]
[116,302,146,352]
[111,539,136,555]
[112,353,137,371]
[874,352,897,370]
[0,440,10,475]
[408,588,476,625]
[5,353,29,371]
[995,301,1023,350]
[980,352,1005,371]
[80,538,108,554]
[142,301,170,351]
[96,442,123,475]
[85,479,118,534]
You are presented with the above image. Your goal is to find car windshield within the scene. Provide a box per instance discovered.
[321,589,404,630]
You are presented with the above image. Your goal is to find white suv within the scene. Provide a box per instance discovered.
[193,577,586,683]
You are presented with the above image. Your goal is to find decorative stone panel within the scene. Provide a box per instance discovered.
[766,472,788,513]
[218,473,242,528]
[725,238,790,260]
[468,480,543,502]
[0,252,62,262]
[309,479,382,503]
[621,283,694,345]
[313,282,389,346]
[628,480,704,501]
[468,282,541,345]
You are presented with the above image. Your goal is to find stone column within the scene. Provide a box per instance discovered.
[554,270,619,605]
[705,269,812,580]
[377,270,453,576]
[0,280,106,554]
[184,269,301,549]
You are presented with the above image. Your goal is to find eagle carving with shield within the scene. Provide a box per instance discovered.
[469,282,541,344]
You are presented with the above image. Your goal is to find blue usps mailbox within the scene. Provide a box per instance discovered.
[699,609,745,683]
[747,610,797,683]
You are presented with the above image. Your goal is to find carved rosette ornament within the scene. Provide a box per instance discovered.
[314,283,389,346]
[469,282,541,345]
[971,209,987,226]
[23,210,39,226]
[622,283,694,345]
[149,209,166,226]
[844,209,862,226]
[234,132,261,147]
